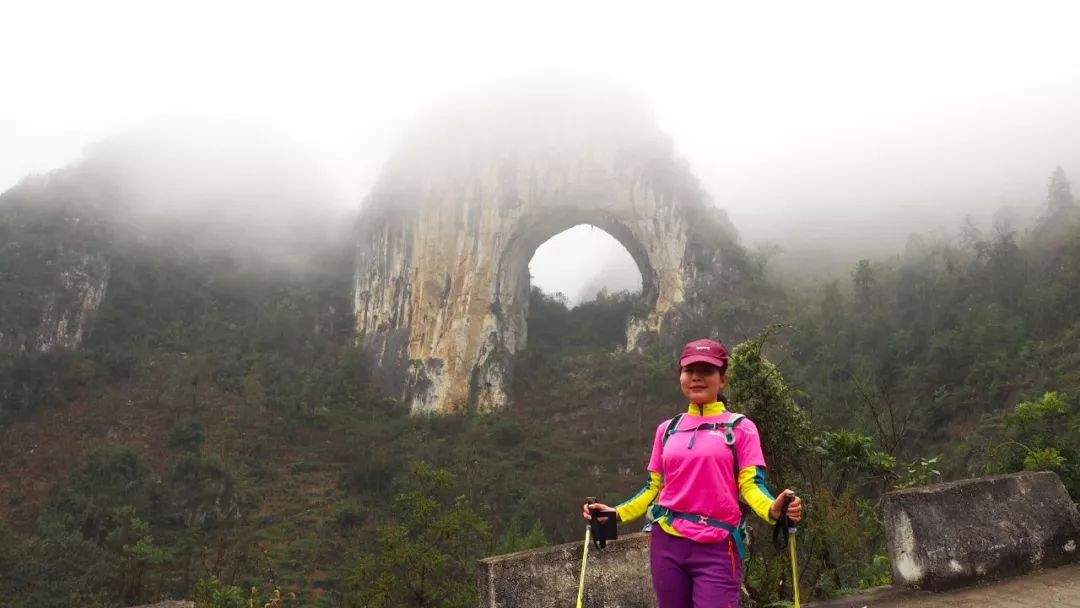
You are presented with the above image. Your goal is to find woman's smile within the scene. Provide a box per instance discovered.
[679,362,725,405]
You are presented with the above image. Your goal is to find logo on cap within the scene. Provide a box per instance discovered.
[679,338,729,369]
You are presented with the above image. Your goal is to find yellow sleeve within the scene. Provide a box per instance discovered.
[615,471,663,524]
[739,466,777,524]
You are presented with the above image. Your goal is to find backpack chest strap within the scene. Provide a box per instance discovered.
[664,413,746,450]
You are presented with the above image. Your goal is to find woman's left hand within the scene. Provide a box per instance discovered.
[769,489,803,523]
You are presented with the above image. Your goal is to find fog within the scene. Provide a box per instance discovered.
[3,0,1080,293]
[530,226,643,305]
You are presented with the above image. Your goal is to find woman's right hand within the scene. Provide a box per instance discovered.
[770,489,803,523]
[582,502,616,522]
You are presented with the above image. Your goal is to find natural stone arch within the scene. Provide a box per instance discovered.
[495,209,659,354]
[353,81,743,414]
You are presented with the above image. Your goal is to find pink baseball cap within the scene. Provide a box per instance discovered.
[679,338,729,369]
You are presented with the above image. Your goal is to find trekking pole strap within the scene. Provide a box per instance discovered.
[772,493,795,550]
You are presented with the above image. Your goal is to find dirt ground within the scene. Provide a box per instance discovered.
[807,562,1080,608]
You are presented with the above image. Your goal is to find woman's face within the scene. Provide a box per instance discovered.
[680,363,727,405]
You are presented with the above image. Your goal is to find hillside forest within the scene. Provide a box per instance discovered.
[0,165,1078,608]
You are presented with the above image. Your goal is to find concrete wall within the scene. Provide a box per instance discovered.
[884,471,1080,591]
[477,472,1080,606]
[477,532,655,608]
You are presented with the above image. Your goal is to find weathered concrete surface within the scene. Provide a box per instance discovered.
[477,532,654,608]
[125,602,194,608]
[479,473,1080,607]
[807,562,1080,607]
[480,543,1080,608]
[353,80,742,413]
[883,471,1080,591]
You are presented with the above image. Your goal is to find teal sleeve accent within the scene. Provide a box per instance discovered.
[739,466,777,524]
[615,471,663,524]
[754,466,776,501]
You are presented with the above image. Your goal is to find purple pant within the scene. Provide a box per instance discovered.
[650,528,742,608]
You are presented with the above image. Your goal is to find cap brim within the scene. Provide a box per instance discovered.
[679,354,726,368]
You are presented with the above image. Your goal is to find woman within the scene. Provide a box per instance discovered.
[583,338,803,608]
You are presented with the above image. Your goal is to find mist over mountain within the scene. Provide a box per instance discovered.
[3,119,352,273]
[2,84,1080,608]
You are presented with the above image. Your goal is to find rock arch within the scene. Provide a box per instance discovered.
[353,82,742,413]
[496,209,658,352]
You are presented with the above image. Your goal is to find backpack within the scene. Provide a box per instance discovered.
[647,411,752,559]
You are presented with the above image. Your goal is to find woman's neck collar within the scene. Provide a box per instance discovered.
[686,401,726,416]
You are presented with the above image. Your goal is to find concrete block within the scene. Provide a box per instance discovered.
[477,532,655,608]
[884,471,1080,591]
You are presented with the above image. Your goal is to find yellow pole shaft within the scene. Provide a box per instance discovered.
[576,526,591,608]
[789,532,800,608]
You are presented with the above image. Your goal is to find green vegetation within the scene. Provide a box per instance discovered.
[782,168,1080,492]
[0,167,1077,606]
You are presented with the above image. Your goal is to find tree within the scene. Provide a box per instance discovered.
[820,281,843,321]
[169,419,207,452]
[164,454,240,528]
[345,462,491,608]
[986,392,1079,498]
[1046,166,1076,219]
[106,506,168,604]
[958,215,983,250]
[192,576,246,608]
[851,259,876,309]
[725,331,891,603]
[726,331,813,486]
[39,447,157,545]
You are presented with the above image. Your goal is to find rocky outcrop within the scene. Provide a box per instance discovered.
[884,471,1080,591]
[0,181,112,353]
[33,252,110,352]
[353,81,742,413]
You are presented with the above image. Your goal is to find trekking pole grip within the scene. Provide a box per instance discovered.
[773,492,795,550]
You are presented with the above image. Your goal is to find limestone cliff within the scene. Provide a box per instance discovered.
[32,251,110,352]
[354,81,744,414]
[0,173,113,353]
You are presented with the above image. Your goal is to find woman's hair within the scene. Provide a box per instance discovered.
[678,362,727,376]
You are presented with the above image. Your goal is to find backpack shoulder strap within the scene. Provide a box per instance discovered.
[723,413,748,490]
[661,413,686,447]
[722,413,746,445]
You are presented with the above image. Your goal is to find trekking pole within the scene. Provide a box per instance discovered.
[576,497,595,608]
[773,493,801,608]
[789,520,800,608]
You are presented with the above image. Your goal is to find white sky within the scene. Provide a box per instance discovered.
[3,0,1080,295]
[530,225,642,304]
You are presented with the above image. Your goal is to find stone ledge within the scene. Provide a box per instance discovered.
[883,471,1080,591]
[477,532,653,608]
[477,473,1080,606]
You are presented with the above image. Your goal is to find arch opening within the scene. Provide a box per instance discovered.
[529,225,643,306]
[523,224,648,355]
[493,210,659,358]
